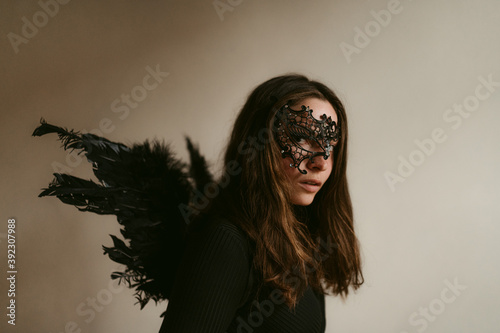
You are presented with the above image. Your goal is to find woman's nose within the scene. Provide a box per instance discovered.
[306,153,328,171]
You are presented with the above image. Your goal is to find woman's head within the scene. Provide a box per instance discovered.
[208,74,362,308]
[222,74,349,208]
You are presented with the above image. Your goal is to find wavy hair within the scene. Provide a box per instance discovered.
[199,74,363,308]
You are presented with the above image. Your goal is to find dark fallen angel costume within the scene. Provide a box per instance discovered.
[33,99,339,333]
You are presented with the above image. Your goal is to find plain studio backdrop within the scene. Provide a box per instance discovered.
[1,0,499,332]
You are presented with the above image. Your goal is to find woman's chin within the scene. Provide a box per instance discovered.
[291,194,315,206]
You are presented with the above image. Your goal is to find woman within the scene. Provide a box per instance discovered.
[159,74,363,332]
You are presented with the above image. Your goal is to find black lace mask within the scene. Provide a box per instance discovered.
[274,103,340,174]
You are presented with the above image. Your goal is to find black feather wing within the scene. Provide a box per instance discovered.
[33,118,211,309]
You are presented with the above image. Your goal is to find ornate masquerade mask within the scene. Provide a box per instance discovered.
[274,103,340,174]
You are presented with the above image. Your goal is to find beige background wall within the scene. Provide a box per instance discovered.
[1,0,499,332]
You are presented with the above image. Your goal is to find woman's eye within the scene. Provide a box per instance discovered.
[291,134,307,144]
[289,126,311,144]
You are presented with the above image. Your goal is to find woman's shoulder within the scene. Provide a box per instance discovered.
[187,213,253,260]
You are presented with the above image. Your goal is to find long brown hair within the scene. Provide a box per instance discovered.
[200,74,363,308]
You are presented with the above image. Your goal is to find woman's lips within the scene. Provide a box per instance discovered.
[298,180,321,193]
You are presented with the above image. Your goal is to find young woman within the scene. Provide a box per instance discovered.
[158,74,364,332]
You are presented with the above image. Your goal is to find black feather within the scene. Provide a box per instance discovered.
[185,136,214,193]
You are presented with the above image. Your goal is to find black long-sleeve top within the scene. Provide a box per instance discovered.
[159,217,326,332]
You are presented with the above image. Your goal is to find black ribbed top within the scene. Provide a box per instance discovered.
[158,217,326,333]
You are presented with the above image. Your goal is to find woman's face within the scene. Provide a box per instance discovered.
[280,97,337,206]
